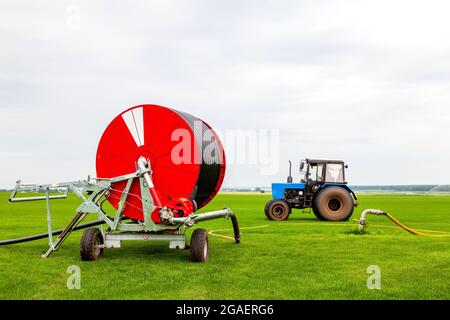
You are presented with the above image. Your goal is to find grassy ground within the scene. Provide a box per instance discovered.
[0,192,449,300]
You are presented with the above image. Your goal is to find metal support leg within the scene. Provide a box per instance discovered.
[42,211,87,258]
[45,189,55,251]
[111,178,133,230]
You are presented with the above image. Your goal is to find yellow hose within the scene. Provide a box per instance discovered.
[209,213,450,241]
[351,218,449,234]
[384,213,450,237]
[208,224,269,241]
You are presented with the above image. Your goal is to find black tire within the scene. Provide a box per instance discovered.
[265,199,291,221]
[312,203,325,221]
[190,229,209,262]
[264,200,275,220]
[313,187,354,221]
[80,228,104,261]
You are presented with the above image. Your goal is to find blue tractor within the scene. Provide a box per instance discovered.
[265,159,357,221]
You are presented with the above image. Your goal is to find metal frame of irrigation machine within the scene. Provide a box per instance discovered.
[8,157,240,261]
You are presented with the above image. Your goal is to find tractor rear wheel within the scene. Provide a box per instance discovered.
[312,203,325,221]
[80,228,104,261]
[190,229,209,262]
[265,199,291,221]
[313,187,354,221]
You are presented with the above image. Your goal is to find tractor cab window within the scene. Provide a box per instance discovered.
[308,164,324,182]
[325,163,345,182]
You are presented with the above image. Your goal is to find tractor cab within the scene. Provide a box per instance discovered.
[266,158,356,222]
[300,159,347,190]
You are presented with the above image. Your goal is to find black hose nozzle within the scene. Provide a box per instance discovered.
[229,212,240,244]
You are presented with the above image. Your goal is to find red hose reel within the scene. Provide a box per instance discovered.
[96,104,226,222]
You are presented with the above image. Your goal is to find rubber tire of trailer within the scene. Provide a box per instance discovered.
[80,227,104,261]
[190,229,209,262]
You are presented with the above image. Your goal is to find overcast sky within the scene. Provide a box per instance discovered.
[1,0,450,188]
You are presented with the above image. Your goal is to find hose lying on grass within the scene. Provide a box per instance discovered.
[209,225,269,241]
[209,210,450,241]
[0,219,106,246]
[3,209,449,245]
[358,209,450,237]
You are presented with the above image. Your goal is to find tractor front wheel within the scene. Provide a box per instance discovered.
[265,199,291,221]
[313,187,354,221]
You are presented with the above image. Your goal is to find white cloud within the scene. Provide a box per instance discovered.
[1,0,450,188]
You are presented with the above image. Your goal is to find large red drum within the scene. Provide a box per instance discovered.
[96,104,226,221]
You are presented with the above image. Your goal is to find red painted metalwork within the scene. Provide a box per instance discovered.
[96,104,225,221]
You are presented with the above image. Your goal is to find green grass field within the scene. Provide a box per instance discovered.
[0,192,449,300]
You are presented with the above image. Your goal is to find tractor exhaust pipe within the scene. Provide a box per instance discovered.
[287,160,293,183]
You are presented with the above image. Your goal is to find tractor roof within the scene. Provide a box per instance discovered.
[306,158,345,164]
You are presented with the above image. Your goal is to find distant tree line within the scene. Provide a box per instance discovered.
[349,185,450,192]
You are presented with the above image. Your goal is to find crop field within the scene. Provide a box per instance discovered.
[0,192,449,300]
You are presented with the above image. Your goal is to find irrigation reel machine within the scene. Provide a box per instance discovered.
[6,105,240,262]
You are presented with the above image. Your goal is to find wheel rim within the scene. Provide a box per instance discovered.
[203,242,208,260]
[273,205,285,217]
[328,198,342,212]
[94,238,101,256]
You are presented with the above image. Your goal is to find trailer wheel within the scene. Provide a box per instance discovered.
[190,229,209,262]
[80,228,104,261]
[313,187,354,221]
[265,199,291,221]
